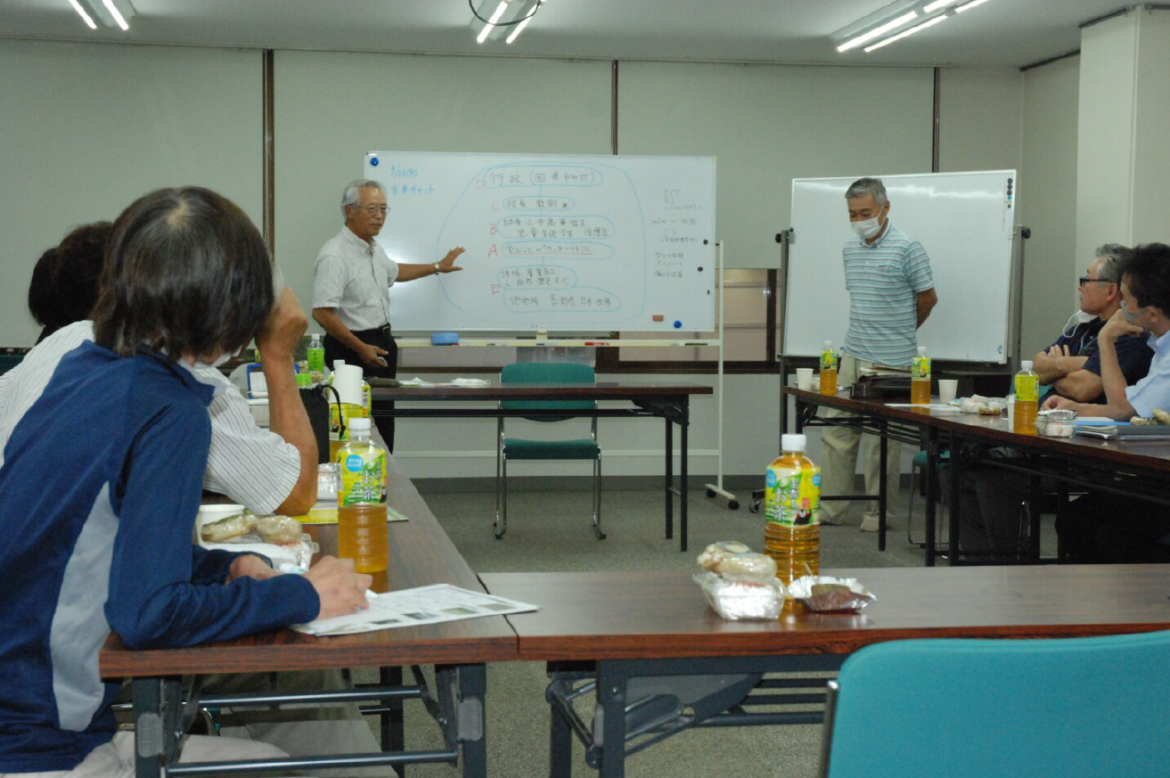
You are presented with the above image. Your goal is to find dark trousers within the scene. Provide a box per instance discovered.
[324,327,396,452]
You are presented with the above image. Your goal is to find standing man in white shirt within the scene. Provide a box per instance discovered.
[312,179,465,451]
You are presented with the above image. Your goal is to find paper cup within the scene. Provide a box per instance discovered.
[938,379,958,404]
[796,367,814,391]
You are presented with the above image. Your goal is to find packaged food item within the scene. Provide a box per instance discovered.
[694,573,786,621]
[200,510,258,543]
[255,515,304,543]
[697,540,752,571]
[788,575,875,612]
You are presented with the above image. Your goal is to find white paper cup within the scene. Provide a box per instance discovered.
[796,367,814,391]
[938,379,958,404]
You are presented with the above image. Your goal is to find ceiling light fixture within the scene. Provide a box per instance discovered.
[837,10,919,52]
[67,0,98,29]
[68,0,136,31]
[955,0,991,12]
[470,0,547,45]
[864,14,948,52]
[922,0,955,12]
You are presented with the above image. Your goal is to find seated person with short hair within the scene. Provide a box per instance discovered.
[26,221,112,345]
[1044,242,1170,562]
[0,187,371,775]
[1032,244,1152,402]
[955,244,1154,559]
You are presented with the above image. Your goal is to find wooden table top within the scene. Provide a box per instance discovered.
[372,381,713,402]
[481,565,1170,661]
[100,456,516,678]
[786,386,1170,472]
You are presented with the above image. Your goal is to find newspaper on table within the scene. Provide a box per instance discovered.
[292,583,538,637]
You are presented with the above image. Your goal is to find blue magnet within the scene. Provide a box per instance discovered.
[673,320,682,329]
[370,157,379,166]
[431,332,459,345]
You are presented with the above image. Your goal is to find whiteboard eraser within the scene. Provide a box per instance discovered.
[652,314,665,322]
[431,332,459,345]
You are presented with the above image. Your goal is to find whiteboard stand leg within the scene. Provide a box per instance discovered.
[704,241,740,511]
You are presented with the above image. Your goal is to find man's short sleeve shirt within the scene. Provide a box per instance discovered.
[841,223,934,367]
[312,227,400,331]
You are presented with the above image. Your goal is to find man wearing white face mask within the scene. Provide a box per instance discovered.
[820,177,937,532]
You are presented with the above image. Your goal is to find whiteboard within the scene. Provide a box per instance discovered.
[363,151,716,333]
[783,171,1018,363]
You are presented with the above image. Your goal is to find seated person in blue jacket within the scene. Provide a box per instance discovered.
[954,244,1154,559]
[1030,244,1152,402]
[0,186,372,775]
[1044,242,1170,562]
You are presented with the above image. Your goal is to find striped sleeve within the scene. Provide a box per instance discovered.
[202,381,301,515]
[312,252,349,311]
[905,239,934,293]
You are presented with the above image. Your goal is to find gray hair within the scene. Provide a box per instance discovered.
[1094,243,1131,283]
[341,179,386,221]
[844,177,888,207]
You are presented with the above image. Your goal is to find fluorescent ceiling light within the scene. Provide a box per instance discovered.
[837,11,918,53]
[956,0,992,12]
[506,15,533,44]
[865,14,948,52]
[100,0,129,30]
[475,1,508,43]
[72,0,135,30]
[923,0,955,12]
[67,0,98,29]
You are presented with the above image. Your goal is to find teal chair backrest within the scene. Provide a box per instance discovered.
[824,629,1170,778]
[500,362,596,418]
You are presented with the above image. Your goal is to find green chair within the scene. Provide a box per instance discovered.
[495,362,604,540]
[820,629,1170,778]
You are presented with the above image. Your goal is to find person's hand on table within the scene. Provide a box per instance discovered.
[436,246,465,273]
[356,341,389,369]
[228,554,280,582]
[1042,395,1079,412]
[256,287,309,361]
[304,555,374,619]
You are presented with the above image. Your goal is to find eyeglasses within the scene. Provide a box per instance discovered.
[359,205,388,216]
[1078,276,1111,286]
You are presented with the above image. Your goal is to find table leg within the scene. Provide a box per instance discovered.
[595,663,628,778]
[665,417,674,542]
[457,664,487,778]
[133,676,182,778]
[680,397,689,553]
[948,434,964,566]
[549,701,574,778]
[924,426,938,567]
[878,425,888,552]
[382,666,405,777]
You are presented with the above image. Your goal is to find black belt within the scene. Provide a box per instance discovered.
[350,325,392,338]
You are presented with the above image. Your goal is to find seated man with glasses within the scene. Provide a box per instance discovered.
[954,244,1153,561]
[312,178,465,451]
[1044,243,1170,562]
[1030,244,1152,403]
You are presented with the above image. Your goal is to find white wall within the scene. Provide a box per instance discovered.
[937,67,1024,174]
[0,39,263,345]
[1021,56,1081,357]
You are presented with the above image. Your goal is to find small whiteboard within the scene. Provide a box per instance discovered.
[783,171,1017,363]
[363,151,717,333]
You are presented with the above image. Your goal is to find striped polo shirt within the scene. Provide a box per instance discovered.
[841,222,934,367]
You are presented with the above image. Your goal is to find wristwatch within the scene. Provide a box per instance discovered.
[433,261,441,273]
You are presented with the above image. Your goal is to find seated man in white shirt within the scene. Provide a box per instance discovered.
[1044,242,1170,562]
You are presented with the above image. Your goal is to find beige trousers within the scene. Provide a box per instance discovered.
[1,732,288,778]
[818,354,904,522]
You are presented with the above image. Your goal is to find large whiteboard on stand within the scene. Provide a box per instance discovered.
[783,170,1018,363]
[363,151,716,333]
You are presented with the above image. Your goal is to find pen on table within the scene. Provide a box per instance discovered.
[277,562,381,598]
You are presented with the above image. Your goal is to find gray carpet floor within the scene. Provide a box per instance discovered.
[354,482,1053,777]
